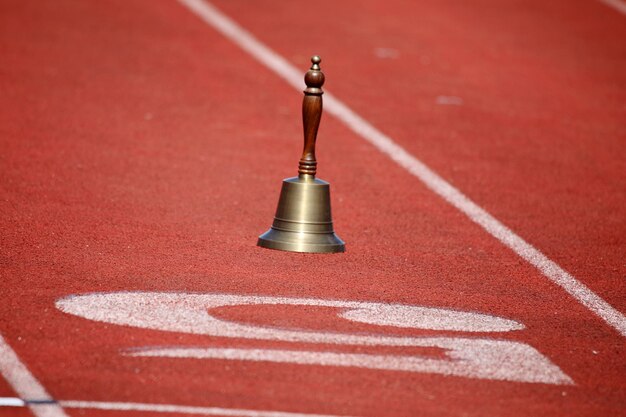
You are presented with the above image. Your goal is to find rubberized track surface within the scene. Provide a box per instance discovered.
[1,1,625,416]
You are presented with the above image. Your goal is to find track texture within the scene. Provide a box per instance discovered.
[1,0,624,416]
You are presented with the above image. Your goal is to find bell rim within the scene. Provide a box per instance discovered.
[257,229,345,254]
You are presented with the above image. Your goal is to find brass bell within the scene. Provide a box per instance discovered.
[257,56,345,253]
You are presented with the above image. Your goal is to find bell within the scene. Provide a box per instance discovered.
[257,56,345,253]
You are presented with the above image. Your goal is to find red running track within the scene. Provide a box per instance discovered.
[0,0,624,416]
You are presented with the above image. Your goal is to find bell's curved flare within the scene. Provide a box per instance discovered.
[257,177,345,253]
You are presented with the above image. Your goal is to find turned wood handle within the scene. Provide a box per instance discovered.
[298,55,325,178]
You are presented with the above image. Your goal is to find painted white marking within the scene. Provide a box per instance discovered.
[0,397,25,406]
[57,292,524,334]
[373,47,399,59]
[435,95,463,105]
[57,292,572,384]
[0,398,356,417]
[0,334,69,417]
[598,0,626,15]
[346,303,522,332]
[130,343,570,385]
[176,0,626,337]
[60,400,352,417]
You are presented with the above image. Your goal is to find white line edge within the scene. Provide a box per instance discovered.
[0,335,69,417]
[598,0,626,15]
[0,397,357,417]
[176,0,626,337]
[0,397,25,406]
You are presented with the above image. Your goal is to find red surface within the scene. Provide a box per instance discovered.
[210,0,626,312]
[0,375,20,398]
[0,0,624,416]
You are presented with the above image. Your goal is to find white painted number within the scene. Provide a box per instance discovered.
[55,292,572,384]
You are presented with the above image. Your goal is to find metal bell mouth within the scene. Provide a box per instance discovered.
[257,56,345,254]
[257,176,345,253]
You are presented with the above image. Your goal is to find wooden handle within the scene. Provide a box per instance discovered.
[298,56,325,178]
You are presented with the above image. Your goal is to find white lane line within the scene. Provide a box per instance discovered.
[0,397,25,406]
[0,334,70,417]
[176,0,626,337]
[598,0,626,15]
[0,397,357,417]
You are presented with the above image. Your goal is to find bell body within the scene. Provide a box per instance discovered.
[257,176,345,253]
